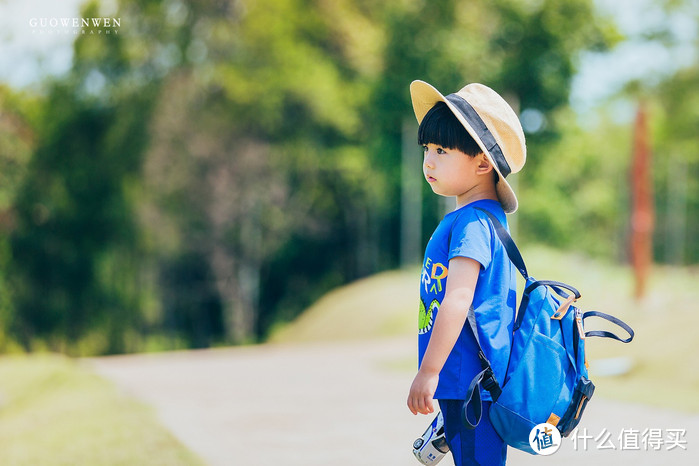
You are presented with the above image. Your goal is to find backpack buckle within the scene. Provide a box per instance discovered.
[481,367,502,400]
[476,351,502,400]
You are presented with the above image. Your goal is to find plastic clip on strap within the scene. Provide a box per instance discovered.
[474,347,502,400]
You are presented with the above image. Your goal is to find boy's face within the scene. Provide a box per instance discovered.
[422,143,491,203]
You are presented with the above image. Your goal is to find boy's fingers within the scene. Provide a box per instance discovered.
[408,395,420,415]
[416,395,426,414]
[420,395,434,415]
[408,397,417,415]
[422,396,434,414]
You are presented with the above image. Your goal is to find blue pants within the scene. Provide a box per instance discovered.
[438,399,507,465]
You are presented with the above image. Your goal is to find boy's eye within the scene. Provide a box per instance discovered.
[421,145,447,155]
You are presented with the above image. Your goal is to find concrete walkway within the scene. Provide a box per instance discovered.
[88,337,699,465]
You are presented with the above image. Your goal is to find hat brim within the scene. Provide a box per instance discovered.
[410,80,519,213]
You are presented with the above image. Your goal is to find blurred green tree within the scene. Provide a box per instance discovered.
[137,0,390,343]
[0,86,37,351]
[515,0,698,264]
[653,65,699,264]
[8,1,159,354]
[9,85,155,354]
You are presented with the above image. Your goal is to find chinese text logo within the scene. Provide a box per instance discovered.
[529,422,561,455]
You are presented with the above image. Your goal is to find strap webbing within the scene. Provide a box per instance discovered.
[457,208,514,429]
[467,310,501,399]
[462,367,489,429]
[582,311,635,343]
[462,308,502,430]
[524,279,581,300]
[474,208,528,279]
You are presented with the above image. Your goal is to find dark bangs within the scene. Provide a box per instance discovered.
[417,101,482,157]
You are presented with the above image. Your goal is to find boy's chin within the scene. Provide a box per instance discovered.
[428,185,444,195]
[431,189,451,198]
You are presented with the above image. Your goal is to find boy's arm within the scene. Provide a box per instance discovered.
[408,256,480,415]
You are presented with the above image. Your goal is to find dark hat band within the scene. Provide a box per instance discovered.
[445,94,511,178]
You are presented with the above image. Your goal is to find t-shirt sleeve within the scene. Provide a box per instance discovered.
[448,209,492,269]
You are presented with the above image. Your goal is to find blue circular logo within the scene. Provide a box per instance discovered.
[529,422,561,455]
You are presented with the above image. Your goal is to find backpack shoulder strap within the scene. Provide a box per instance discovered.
[462,207,528,429]
[462,308,502,429]
[445,207,505,427]
[474,207,528,279]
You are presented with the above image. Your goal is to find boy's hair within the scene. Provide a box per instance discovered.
[417,102,482,157]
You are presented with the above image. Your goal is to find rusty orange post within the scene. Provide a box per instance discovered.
[629,102,654,300]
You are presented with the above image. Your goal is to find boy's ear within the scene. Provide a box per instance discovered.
[476,154,494,175]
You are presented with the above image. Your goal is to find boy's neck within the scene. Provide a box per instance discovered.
[454,183,499,210]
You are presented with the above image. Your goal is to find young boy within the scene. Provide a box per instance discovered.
[407,80,527,465]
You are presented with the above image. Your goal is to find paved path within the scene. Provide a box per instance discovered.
[88,337,699,465]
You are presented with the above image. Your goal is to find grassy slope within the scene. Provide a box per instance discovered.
[0,354,203,466]
[268,268,420,344]
[270,246,699,413]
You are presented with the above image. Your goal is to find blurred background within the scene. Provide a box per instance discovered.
[0,0,697,464]
[1,0,697,355]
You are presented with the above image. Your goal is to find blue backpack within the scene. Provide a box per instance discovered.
[462,208,634,454]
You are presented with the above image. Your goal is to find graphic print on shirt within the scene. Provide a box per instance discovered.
[422,257,448,295]
[418,257,448,334]
[418,299,440,334]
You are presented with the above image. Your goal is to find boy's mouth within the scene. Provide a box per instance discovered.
[426,175,436,183]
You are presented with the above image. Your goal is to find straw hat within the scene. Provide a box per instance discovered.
[410,80,526,213]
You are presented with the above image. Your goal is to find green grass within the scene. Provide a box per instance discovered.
[268,268,420,343]
[0,354,203,466]
[270,245,699,413]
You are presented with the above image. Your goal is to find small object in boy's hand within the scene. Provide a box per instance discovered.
[413,411,449,465]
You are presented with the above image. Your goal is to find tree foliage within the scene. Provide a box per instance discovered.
[0,0,696,354]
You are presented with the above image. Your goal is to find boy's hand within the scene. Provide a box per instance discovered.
[407,370,439,415]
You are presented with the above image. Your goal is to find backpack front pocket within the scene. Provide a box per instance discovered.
[497,331,569,423]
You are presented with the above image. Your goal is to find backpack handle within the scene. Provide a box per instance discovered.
[515,280,582,330]
[524,280,581,300]
[582,311,635,343]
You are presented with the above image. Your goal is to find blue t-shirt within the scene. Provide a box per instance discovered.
[418,199,516,400]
